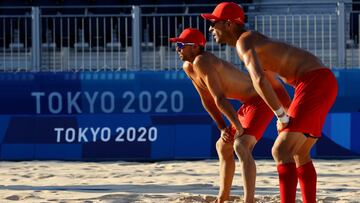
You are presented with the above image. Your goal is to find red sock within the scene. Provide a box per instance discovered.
[277,163,297,203]
[297,161,317,203]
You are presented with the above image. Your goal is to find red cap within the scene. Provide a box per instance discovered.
[201,2,245,25]
[169,28,206,46]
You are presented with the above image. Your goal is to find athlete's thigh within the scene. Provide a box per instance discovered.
[273,131,308,156]
[293,137,317,167]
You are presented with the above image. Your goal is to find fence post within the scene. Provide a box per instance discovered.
[132,6,141,69]
[225,45,231,62]
[337,1,345,67]
[31,7,41,71]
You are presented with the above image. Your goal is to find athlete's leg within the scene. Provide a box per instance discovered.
[215,137,235,202]
[294,137,318,203]
[272,131,308,203]
[233,134,257,203]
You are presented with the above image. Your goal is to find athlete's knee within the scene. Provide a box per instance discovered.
[215,138,225,152]
[216,138,233,158]
[271,142,293,161]
[233,138,253,161]
[273,132,315,163]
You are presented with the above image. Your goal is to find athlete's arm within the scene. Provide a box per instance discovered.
[236,35,289,126]
[194,55,244,135]
[264,71,292,110]
[193,81,227,130]
[182,62,227,130]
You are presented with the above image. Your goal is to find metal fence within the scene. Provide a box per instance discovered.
[0,2,353,72]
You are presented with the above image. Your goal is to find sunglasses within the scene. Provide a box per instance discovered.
[210,20,224,27]
[176,42,195,49]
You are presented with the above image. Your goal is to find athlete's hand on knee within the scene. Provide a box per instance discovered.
[234,127,244,140]
[220,127,233,143]
[274,107,289,131]
[277,119,288,131]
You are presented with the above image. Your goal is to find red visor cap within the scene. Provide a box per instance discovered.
[201,2,245,25]
[169,28,206,46]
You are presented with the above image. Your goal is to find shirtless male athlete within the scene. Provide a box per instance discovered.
[169,28,291,203]
[202,2,338,203]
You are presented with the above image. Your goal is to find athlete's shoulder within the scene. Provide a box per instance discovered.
[194,51,214,61]
[238,30,258,42]
[182,61,193,69]
[237,31,269,50]
[182,61,194,76]
[194,52,215,66]
[193,52,217,73]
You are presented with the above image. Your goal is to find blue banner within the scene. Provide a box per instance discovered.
[0,70,359,160]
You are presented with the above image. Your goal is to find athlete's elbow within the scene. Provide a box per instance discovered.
[253,74,269,91]
[214,95,227,108]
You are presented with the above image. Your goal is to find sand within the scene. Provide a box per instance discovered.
[0,159,359,203]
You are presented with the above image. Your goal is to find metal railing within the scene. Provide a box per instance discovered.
[0,2,353,72]
[0,7,32,72]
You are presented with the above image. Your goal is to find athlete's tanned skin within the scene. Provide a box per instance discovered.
[203,2,338,203]
[210,18,321,167]
[171,28,290,203]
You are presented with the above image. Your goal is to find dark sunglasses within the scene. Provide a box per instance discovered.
[210,20,220,27]
[210,20,222,27]
[176,42,195,49]
[210,21,217,27]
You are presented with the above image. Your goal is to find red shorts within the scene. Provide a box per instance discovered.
[229,95,274,141]
[281,68,338,137]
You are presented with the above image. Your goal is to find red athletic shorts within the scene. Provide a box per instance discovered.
[229,95,274,141]
[281,68,338,137]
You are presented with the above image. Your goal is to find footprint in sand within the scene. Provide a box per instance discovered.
[261,180,270,184]
[177,195,241,203]
[322,197,340,201]
[20,174,32,178]
[39,174,55,179]
[177,195,208,203]
[97,193,140,202]
[5,195,20,201]
[143,194,168,199]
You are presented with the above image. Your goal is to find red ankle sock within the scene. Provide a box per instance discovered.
[277,163,298,203]
[297,161,317,203]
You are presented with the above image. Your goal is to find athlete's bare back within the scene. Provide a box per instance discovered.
[237,31,324,85]
[183,51,257,103]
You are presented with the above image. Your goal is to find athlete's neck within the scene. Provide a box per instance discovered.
[229,27,247,47]
[188,49,204,63]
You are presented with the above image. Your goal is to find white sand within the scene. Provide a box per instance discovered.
[0,159,359,203]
